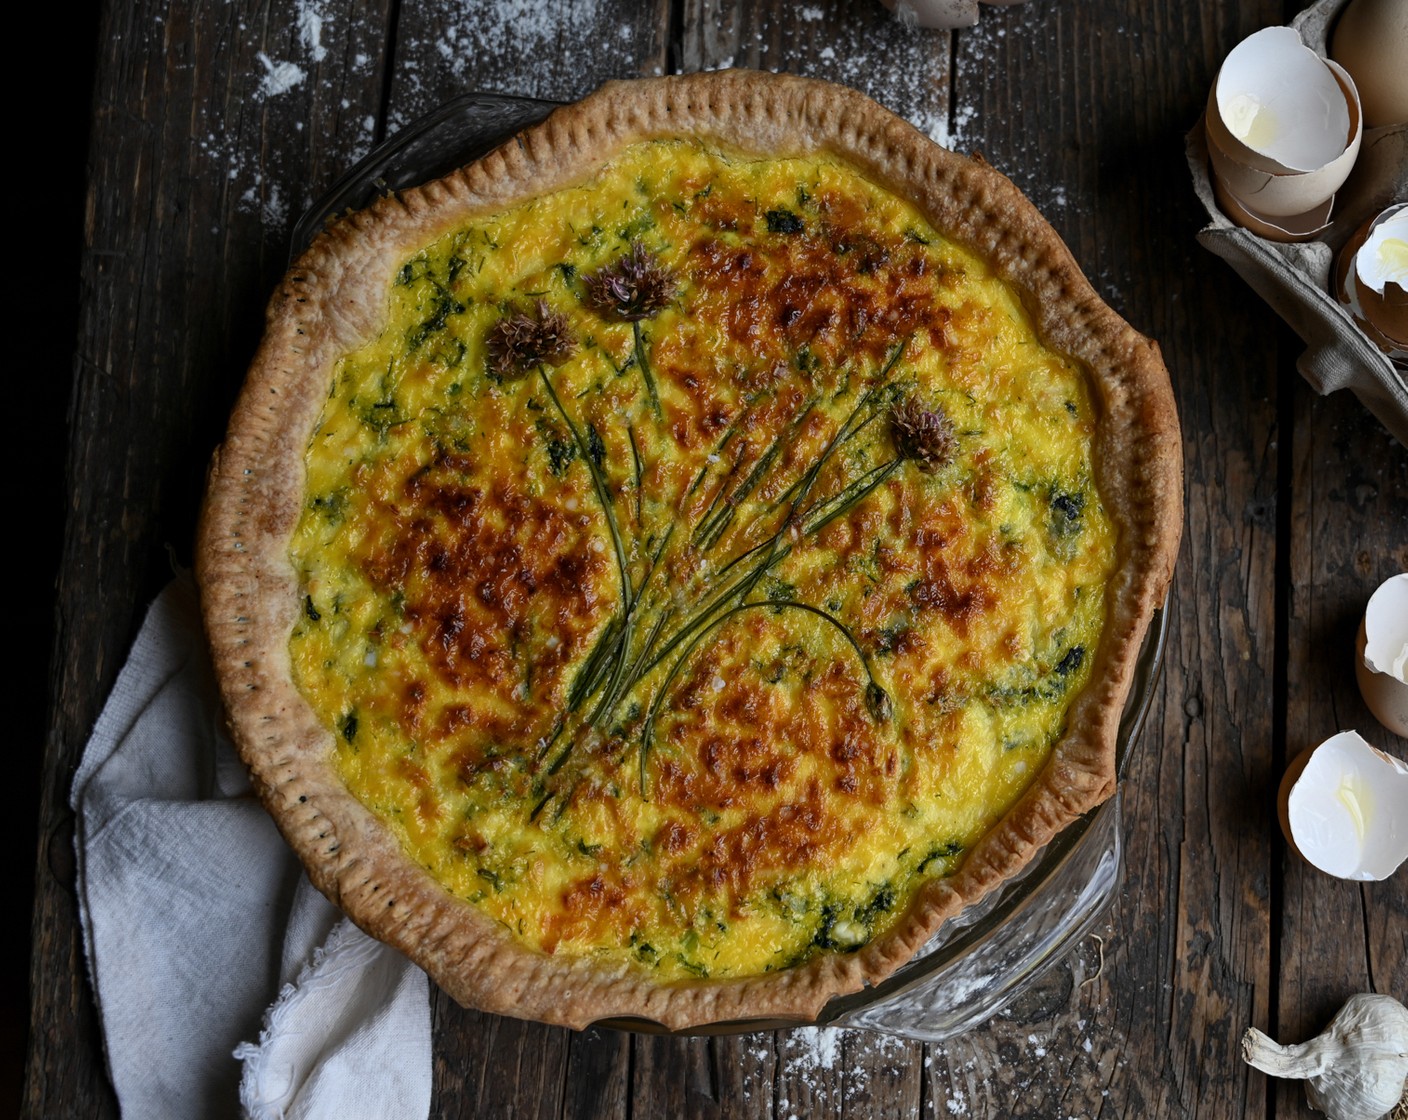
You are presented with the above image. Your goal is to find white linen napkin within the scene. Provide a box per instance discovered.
[71,575,432,1120]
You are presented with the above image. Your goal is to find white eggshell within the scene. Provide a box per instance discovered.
[1357,573,1408,737]
[1330,0,1408,127]
[1284,731,1408,881]
[1214,26,1354,172]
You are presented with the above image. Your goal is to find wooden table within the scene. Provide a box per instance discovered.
[29,1,1407,1116]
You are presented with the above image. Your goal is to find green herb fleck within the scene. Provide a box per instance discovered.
[586,423,606,469]
[765,209,804,234]
[547,437,578,477]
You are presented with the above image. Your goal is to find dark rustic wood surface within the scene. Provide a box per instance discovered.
[27,0,1407,1117]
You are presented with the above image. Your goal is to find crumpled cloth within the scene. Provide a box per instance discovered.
[71,575,432,1120]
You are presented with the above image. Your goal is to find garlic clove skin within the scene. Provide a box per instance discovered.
[1242,993,1408,1120]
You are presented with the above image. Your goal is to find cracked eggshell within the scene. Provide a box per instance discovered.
[1337,205,1408,357]
[1210,27,1353,172]
[1354,204,1408,344]
[1356,572,1408,736]
[1210,168,1336,243]
[1278,730,1408,881]
[1205,49,1363,218]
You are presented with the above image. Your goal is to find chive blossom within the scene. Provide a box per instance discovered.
[485,299,575,378]
[890,396,957,474]
[582,241,677,322]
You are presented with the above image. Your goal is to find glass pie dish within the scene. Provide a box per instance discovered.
[289,91,1171,1042]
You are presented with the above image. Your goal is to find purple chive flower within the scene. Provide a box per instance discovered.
[485,300,575,378]
[582,241,677,322]
[890,397,957,474]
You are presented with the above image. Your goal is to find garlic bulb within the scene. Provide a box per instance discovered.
[1242,994,1408,1120]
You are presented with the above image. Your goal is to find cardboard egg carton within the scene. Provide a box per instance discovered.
[1187,0,1407,445]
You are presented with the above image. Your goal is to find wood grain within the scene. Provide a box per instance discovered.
[679,0,951,139]
[1276,382,1408,1118]
[384,0,672,119]
[933,1,1289,1116]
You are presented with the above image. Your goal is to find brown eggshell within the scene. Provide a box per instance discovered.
[1210,165,1336,242]
[1330,0,1408,127]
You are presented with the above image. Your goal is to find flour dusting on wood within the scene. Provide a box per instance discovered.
[256,52,307,98]
[189,6,386,234]
[387,0,663,127]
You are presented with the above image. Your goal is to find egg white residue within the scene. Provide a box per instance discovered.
[1223,92,1278,150]
[1286,730,1408,882]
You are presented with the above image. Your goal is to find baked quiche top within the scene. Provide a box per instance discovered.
[198,72,1181,1030]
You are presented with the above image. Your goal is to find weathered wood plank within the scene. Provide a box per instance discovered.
[932,1,1285,1116]
[919,934,1118,1117]
[560,1028,631,1120]
[1275,384,1408,1118]
[26,2,394,1115]
[631,1033,724,1117]
[714,1034,780,1120]
[429,1000,573,1119]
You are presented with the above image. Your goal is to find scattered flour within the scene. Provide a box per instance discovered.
[238,177,288,228]
[770,1025,924,1110]
[295,0,329,63]
[189,6,398,233]
[193,0,1092,378]
[784,1025,844,1071]
[255,51,306,98]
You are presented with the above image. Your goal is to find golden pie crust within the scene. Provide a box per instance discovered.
[197,71,1182,1030]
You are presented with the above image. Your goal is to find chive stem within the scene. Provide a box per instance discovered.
[538,367,633,614]
[633,320,662,415]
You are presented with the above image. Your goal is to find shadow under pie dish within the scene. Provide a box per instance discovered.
[197,71,1182,1031]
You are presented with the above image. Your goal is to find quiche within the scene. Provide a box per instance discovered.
[197,72,1181,1030]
